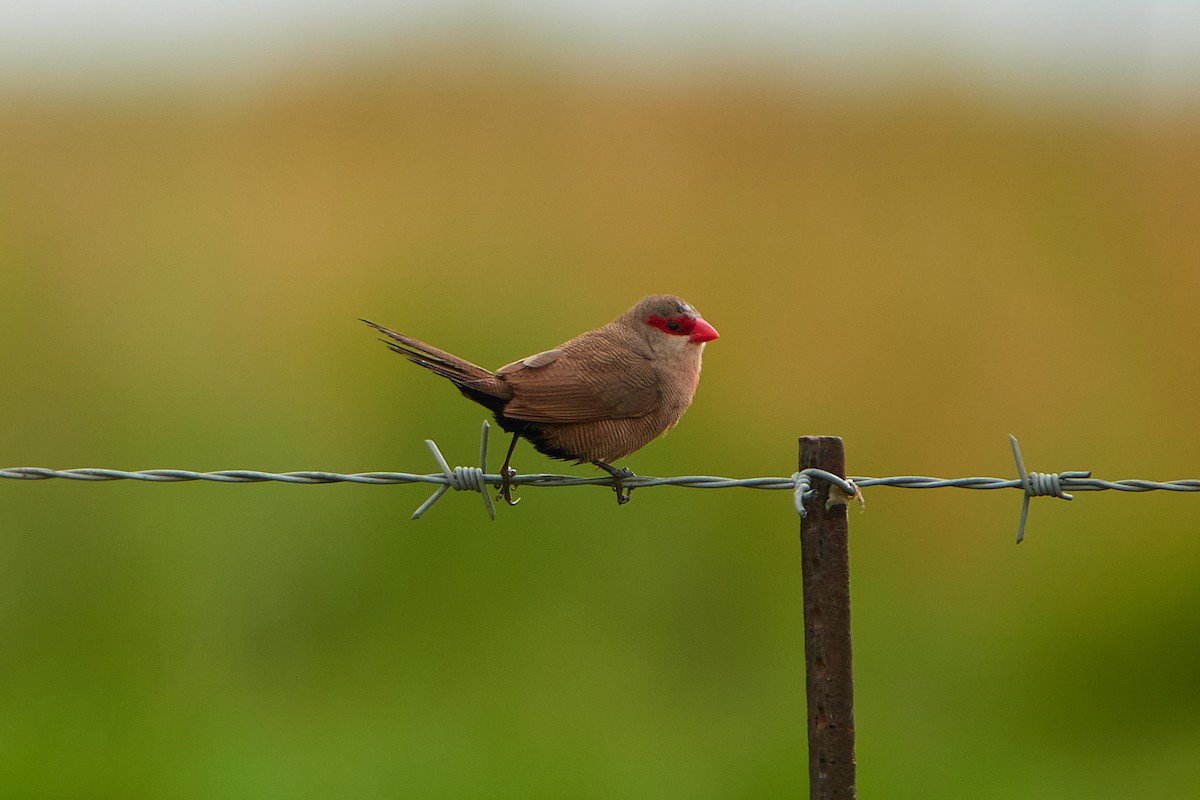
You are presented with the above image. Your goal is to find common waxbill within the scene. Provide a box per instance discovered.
[363,295,719,505]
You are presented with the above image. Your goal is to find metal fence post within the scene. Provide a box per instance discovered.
[799,436,856,799]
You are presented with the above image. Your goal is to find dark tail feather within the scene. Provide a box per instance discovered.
[361,319,510,412]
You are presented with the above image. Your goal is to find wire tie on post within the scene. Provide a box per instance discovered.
[411,421,497,521]
[792,471,812,517]
[1009,434,1090,543]
[792,468,861,518]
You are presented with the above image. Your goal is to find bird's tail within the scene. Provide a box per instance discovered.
[361,319,510,412]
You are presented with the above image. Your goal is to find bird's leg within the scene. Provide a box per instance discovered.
[593,460,635,505]
[498,432,521,506]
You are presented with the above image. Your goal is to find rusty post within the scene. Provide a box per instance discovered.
[798,436,856,800]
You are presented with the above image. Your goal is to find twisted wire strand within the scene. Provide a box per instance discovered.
[4,469,1195,493]
[3,428,1196,537]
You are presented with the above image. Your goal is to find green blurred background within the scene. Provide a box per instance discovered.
[1,3,1199,797]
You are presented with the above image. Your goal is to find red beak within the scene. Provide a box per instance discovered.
[689,317,720,343]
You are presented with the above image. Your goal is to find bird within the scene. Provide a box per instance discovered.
[362,295,719,505]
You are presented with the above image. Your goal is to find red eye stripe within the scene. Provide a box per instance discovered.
[646,314,695,336]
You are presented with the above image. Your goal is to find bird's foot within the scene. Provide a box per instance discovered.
[498,465,520,506]
[600,466,634,505]
[612,468,634,504]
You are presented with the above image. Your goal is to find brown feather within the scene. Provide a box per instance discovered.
[498,331,660,423]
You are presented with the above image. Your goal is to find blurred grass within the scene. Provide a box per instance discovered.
[1,49,1199,798]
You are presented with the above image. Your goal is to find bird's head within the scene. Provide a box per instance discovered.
[630,295,720,352]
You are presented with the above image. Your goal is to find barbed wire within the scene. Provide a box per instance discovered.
[2,425,1196,541]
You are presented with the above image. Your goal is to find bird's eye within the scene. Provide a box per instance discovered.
[665,320,681,332]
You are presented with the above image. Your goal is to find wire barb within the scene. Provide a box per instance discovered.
[411,421,496,520]
[1008,434,1090,544]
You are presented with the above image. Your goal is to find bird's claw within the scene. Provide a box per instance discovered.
[498,466,520,506]
[610,467,634,505]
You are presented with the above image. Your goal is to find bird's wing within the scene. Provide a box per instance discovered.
[497,345,659,424]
